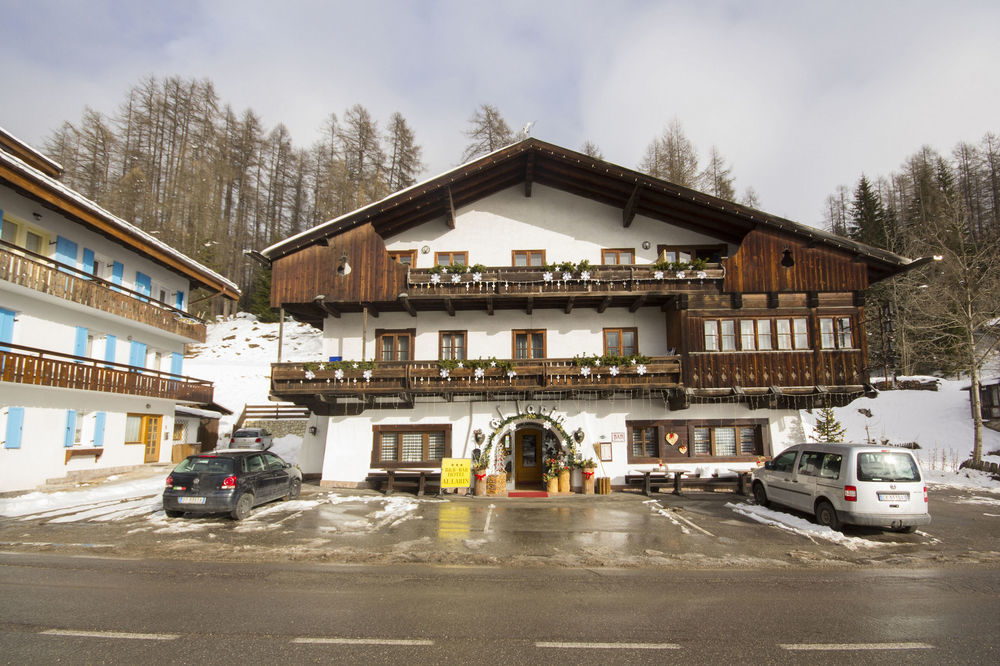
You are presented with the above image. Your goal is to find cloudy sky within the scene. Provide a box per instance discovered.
[2,0,998,227]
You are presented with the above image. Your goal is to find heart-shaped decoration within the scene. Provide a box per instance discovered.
[665,432,679,446]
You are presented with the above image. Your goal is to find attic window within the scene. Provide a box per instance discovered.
[780,249,795,268]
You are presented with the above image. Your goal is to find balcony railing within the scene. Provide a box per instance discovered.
[0,341,213,403]
[0,240,206,342]
[271,356,682,402]
[404,264,724,297]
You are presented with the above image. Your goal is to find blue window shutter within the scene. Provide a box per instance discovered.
[5,406,24,449]
[74,326,88,359]
[0,307,14,352]
[175,290,185,310]
[111,261,124,285]
[82,248,95,275]
[64,410,76,447]
[129,340,147,368]
[170,352,183,377]
[104,334,117,366]
[93,412,106,447]
[55,236,79,269]
[135,272,151,301]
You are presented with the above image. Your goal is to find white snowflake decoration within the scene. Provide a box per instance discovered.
[334,369,344,381]
[473,273,483,282]
[439,369,450,379]
[654,271,664,280]
[451,274,461,283]
[580,271,591,281]
[543,272,553,282]
[304,370,315,380]
[609,366,619,376]
[696,270,707,279]
[562,272,573,281]
[676,271,686,279]
[580,366,591,377]
[636,364,647,375]
[362,369,373,382]
[474,367,485,380]
[431,274,441,284]
[507,370,517,378]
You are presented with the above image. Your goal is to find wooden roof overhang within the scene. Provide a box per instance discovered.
[261,138,920,285]
[0,151,240,300]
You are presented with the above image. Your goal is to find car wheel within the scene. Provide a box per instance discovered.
[284,478,302,501]
[231,493,254,520]
[815,499,841,531]
[752,482,769,507]
[895,525,917,534]
[164,509,184,518]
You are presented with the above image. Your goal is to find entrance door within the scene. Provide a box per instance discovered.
[514,428,543,488]
[142,415,162,463]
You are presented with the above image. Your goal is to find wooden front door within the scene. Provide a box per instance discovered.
[143,415,162,463]
[514,428,543,488]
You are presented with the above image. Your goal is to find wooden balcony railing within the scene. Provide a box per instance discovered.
[0,240,206,342]
[404,264,724,297]
[0,341,213,403]
[271,356,682,402]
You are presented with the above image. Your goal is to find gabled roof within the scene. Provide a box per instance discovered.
[261,138,923,282]
[0,133,240,299]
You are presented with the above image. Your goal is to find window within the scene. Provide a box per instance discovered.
[775,318,808,350]
[440,331,466,360]
[820,317,853,349]
[602,248,634,265]
[798,451,843,479]
[372,425,452,468]
[24,232,42,254]
[376,329,414,362]
[756,319,773,350]
[604,328,637,356]
[173,421,187,442]
[720,320,736,351]
[389,250,417,266]
[1,216,47,255]
[770,449,798,473]
[704,321,720,352]
[740,320,756,351]
[631,426,657,458]
[703,320,736,351]
[435,251,467,266]
[691,423,765,457]
[512,250,545,267]
[0,218,15,244]
[657,245,725,263]
[125,414,143,443]
[513,330,546,359]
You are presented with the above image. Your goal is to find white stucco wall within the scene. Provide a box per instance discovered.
[383,184,733,268]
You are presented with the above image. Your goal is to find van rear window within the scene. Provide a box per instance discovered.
[856,452,920,482]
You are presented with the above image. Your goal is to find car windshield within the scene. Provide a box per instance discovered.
[173,456,235,475]
[233,430,258,438]
[856,452,921,482]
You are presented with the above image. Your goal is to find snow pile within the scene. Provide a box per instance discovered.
[0,475,163,518]
[726,502,890,550]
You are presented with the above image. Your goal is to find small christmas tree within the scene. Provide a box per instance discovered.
[812,406,847,443]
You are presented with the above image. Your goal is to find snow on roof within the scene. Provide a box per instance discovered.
[175,405,223,419]
[0,144,240,296]
[0,124,63,175]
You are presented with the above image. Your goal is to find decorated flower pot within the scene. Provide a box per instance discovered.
[546,477,559,494]
[581,466,597,494]
[557,469,570,493]
[486,472,508,497]
[474,471,488,496]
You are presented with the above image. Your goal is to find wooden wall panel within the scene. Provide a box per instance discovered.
[271,223,408,307]
[723,229,868,293]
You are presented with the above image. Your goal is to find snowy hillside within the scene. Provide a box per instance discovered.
[187,314,1000,486]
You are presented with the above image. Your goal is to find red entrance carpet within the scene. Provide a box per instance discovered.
[507,491,549,498]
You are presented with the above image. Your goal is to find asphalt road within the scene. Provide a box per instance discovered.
[0,553,997,664]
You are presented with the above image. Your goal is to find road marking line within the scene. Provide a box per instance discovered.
[537,641,681,650]
[484,503,495,533]
[672,511,714,537]
[292,637,434,646]
[40,629,179,641]
[780,642,934,651]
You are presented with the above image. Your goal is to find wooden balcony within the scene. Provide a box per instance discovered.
[0,240,206,342]
[0,342,213,404]
[271,356,683,415]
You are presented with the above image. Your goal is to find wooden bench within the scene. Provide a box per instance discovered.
[367,469,442,496]
[625,470,751,496]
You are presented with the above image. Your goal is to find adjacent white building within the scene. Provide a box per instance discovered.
[0,127,240,491]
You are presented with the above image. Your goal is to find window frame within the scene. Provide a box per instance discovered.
[601,248,635,265]
[703,317,810,352]
[603,327,638,357]
[375,328,416,362]
[388,250,417,266]
[439,330,467,360]
[819,316,854,350]
[656,244,726,263]
[626,418,771,463]
[512,329,546,360]
[512,250,546,267]
[434,251,468,267]
[371,424,453,469]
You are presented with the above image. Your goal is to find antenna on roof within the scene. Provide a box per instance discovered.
[520,121,535,140]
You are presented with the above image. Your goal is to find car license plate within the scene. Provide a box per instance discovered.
[878,492,909,502]
[178,496,206,505]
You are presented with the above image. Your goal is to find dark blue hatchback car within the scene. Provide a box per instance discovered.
[162,450,302,520]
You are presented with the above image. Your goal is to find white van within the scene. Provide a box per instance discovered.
[750,443,930,532]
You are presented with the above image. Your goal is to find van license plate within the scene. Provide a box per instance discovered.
[178,496,206,504]
[878,492,909,501]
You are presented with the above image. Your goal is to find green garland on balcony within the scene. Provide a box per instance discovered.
[572,353,652,367]
[301,359,377,372]
[437,357,514,373]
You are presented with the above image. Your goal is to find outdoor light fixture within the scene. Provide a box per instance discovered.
[642,240,651,250]
[574,428,585,443]
[780,248,795,268]
[336,252,351,277]
[308,426,317,435]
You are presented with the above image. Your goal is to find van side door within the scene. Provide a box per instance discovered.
[764,449,801,507]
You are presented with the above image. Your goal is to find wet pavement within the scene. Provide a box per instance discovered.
[1,470,999,570]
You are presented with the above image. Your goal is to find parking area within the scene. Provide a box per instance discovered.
[1,471,998,570]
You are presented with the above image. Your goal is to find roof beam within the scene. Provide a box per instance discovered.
[565,296,575,314]
[317,301,341,318]
[524,152,534,198]
[445,297,455,316]
[445,187,456,229]
[623,184,640,228]
[364,304,379,318]
[487,297,494,316]
[628,294,647,313]
[525,296,533,315]
[597,295,612,313]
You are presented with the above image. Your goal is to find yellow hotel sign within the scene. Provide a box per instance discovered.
[440,458,472,489]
